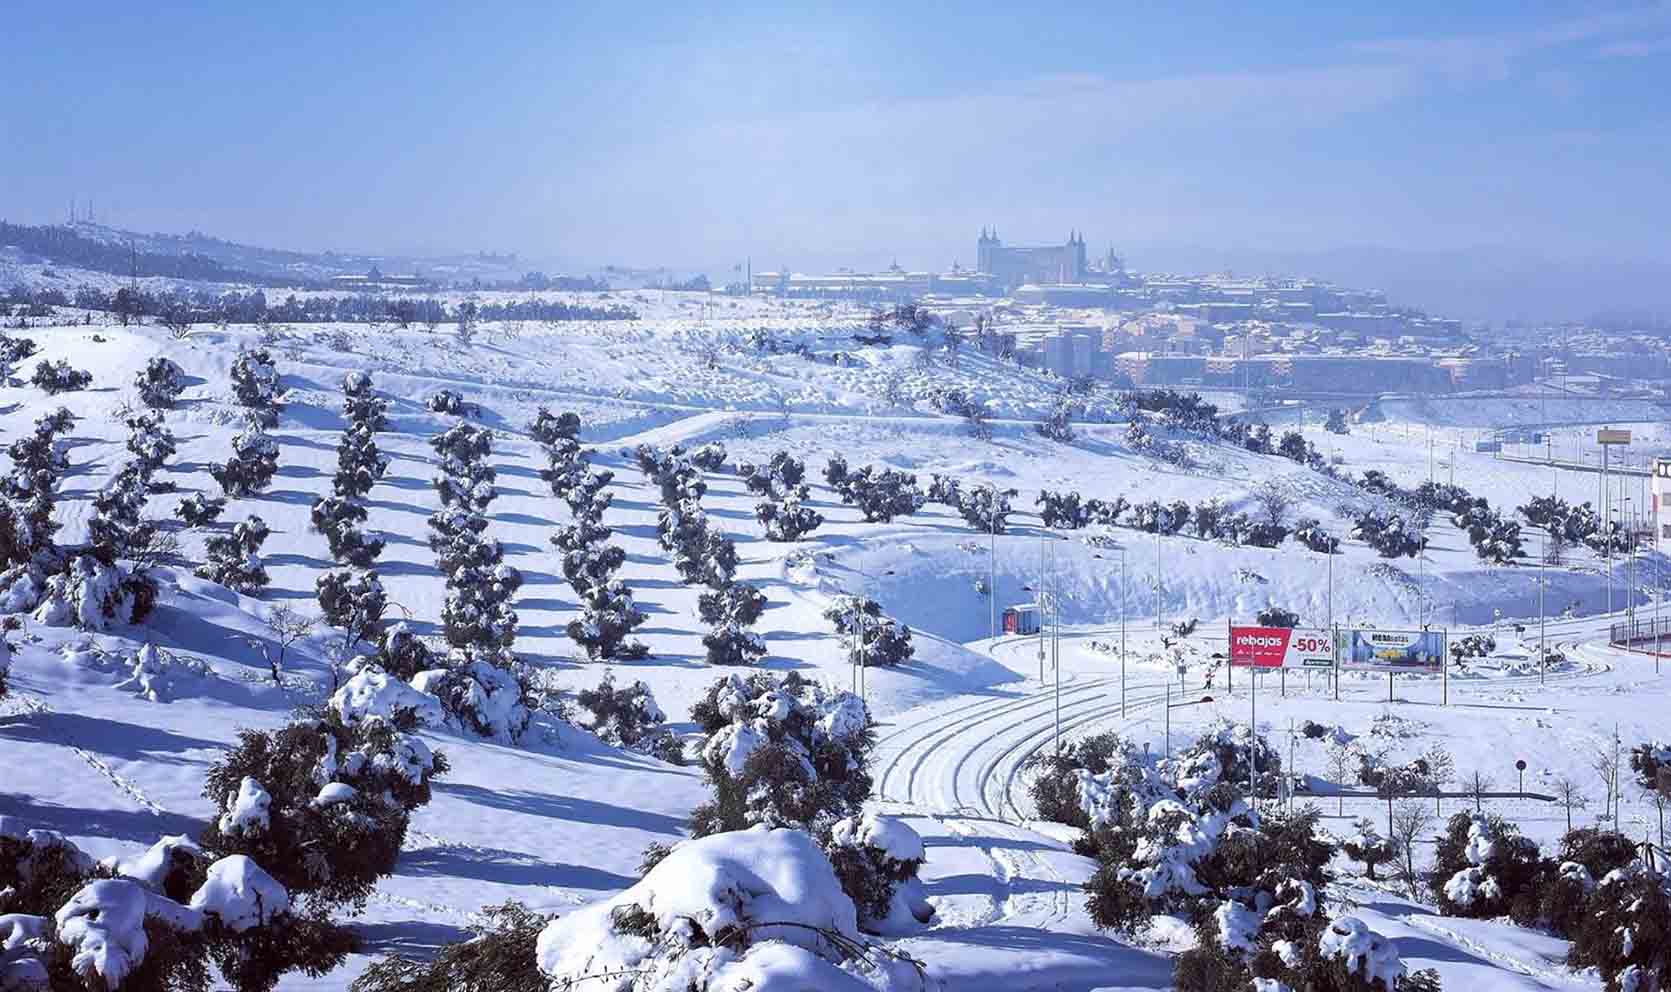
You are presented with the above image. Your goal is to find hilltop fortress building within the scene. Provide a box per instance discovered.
[976,228,1088,288]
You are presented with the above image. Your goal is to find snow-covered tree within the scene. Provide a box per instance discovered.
[1342,817,1397,881]
[211,422,280,498]
[0,408,75,570]
[697,582,767,666]
[134,356,185,409]
[956,484,1013,534]
[1295,516,1340,554]
[1352,507,1425,559]
[690,441,727,471]
[823,596,914,668]
[230,348,283,426]
[528,406,581,447]
[196,516,271,594]
[0,333,39,384]
[426,424,521,655]
[688,671,874,836]
[427,388,477,417]
[566,572,649,662]
[1325,408,1350,434]
[837,466,925,523]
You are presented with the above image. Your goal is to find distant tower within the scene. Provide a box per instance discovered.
[977,227,999,274]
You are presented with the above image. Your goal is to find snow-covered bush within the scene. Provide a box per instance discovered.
[211,422,280,498]
[689,672,873,837]
[354,900,551,992]
[196,516,271,595]
[1454,502,1525,565]
[333,424,388,500]
[310,495,384,567]
[1256,606,1301,628]
[316,568,387,648]
[340,370,388,432]
[576,672,679,761]
[33,554,158,630]
[1080,720,1286,931]
[690,441,728,472]
[825,812,932,934]
[0,334,39,383]
[823,596,914,668]
[837,467,925,523]
[174,492,226,528]
[1086,495,1129,527]
[0,408,74,569]
[1037,489,1090,529]
[698,582,767,666]
[1294,517,1341,554]
[566,575,650,661]
[656,500,737,588]
[114,643,214,703]
[1565,861,1671,991]
[747,452,823,542]
[536,827,924,992]
[230,349,283,426]
[1352,508,1425,559]
[414,650,533,742]
[956,484,1012,534]
[925,473,961,506]
[528,406,581,447]
[427,424,523,654]
[427,388,477,417]
[30,358,93,394]
[1342,818,1397,881]
[823,454,850,493]
[200,707,447,913]
[1035,394,1078,442]
[1429,812,1542,918]
[1132,499,1190,535]
[134,356,185,409]
[1025,732,1157,831]
[348,622,436,682]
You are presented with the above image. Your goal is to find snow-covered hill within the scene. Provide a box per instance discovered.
[2,303,1666,990]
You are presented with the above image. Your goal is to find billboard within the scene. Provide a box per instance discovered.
[1597,429,1632,445]
[1336,628,1445,673]
[1228,626,1336,669]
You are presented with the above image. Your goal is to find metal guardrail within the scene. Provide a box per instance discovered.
[1610,617,1671,646]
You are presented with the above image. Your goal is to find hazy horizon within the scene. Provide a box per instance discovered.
[7,2,1671,321]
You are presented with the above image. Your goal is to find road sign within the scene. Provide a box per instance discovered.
[1598,429,1632,445]
[1229,626,1335,669]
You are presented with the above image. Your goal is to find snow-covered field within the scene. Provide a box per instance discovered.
[2,301,1666,989]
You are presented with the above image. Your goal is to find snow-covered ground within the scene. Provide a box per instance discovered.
[2,305,1665,989]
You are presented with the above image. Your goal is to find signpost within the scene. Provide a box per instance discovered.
[1599,429,1632,615]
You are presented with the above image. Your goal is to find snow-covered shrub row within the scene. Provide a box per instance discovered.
[30,358,93,394]
[202,702,447,915]
[537,827,927,992]
[744,451,823,542]
[316,568,388,648]
[1024,732,1158,831]
[196,516,270,595]
[823,596,914,668]
[689,672,874,837]
[134,356,185,409]
[1,818,355,991]
[211,421,280,498]
[540,413,649,662]
[699,581,768,666]
[333,424,388,501]
[230,348,283,427]
[87,414,175,569]
[1518,494,1616,550]
[426,423,521,655]
[576,671,680,762]
[823,458,925,524]
[1132,499,1191,536]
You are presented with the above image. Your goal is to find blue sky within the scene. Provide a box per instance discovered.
[5,2,1671,304]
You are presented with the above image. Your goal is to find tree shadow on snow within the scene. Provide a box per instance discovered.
[0,795,206,846]
[352,920,470,959]
[401,844,635,891]
[434,783,688,834]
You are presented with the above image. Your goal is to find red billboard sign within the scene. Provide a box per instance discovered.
[1229,626,1335,669]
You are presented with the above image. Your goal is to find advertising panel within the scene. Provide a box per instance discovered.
[1336,628,1445,673]
[1228,626,1336,669]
